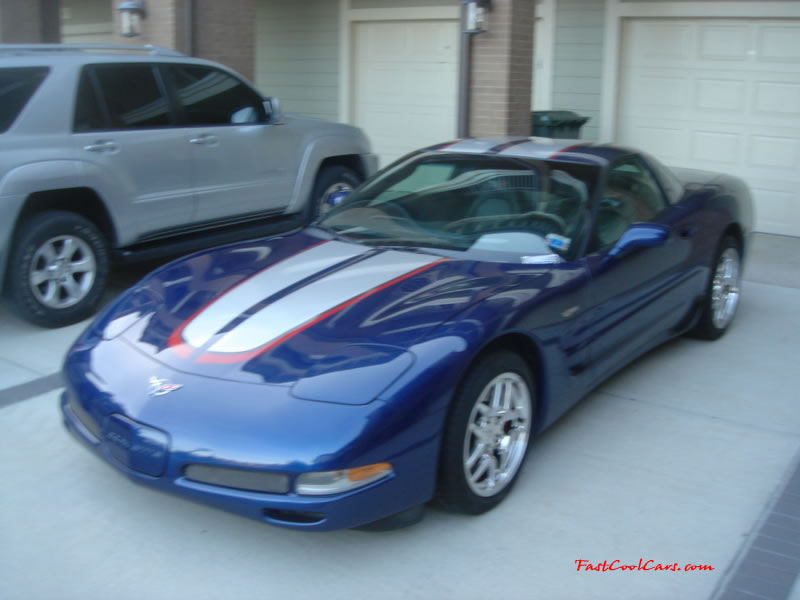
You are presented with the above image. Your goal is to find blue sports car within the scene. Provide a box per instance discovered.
[61,138,753,531]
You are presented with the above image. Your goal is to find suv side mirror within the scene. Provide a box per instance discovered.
[264,97,281,122]
[608,223,669,259]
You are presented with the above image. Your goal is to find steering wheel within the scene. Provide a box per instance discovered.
[445,211,567,236]
[519,211,567,234]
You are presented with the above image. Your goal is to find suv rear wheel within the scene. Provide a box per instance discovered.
[7,211,109,328]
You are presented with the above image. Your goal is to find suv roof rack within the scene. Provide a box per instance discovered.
[0,44,184,57]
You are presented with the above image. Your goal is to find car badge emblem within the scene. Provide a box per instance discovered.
[148,376,183,397]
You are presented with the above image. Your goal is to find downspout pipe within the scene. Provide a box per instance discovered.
[457,0,472,138]
[184,0,194,56]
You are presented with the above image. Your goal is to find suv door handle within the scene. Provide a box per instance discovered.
[189,134,218,146]
[84,140,119,154]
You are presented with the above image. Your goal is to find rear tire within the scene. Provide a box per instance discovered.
[307,165,362,222]
[689,235,741,340]
[7,211,109,328]
[438,351,535,515]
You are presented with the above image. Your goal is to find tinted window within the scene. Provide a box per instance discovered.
[591,156,669,251]
[643,153,683,205]
[73,68,107,132]
[92,64,171,129]
[167,65,266,126]
[0,67,49,133]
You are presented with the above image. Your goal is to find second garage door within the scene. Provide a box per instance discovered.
[617,19,800,237]
[353,20,459,167]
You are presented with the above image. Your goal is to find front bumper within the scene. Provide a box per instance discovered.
[59,334,440,531]
[61,389,438,531]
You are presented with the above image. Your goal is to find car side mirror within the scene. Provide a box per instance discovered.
[608,223,669,259]
[264,97,281,123]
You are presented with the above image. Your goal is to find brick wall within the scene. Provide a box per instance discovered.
[192,0,256,80]
[0,0,56,43]
[469,0,534,137]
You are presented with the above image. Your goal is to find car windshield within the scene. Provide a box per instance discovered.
[0,67,49,133]
[318,153,599,262]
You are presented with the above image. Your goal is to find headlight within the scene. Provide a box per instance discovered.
[295,462,393,495]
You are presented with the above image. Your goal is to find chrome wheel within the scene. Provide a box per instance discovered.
[318,181,355,216]
[29,235,96,309]
[711,246,740,330]
[463,372,531,498]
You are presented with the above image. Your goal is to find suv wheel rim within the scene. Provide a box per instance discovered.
[319,181,354,216]
[463,372,531,498]
[711,247,740,330]
[29,235,96,309]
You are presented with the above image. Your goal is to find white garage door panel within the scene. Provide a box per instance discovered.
[353,20,458,167]
[618,19,800,237]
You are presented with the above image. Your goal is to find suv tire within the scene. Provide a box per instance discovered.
[7,211,109,328]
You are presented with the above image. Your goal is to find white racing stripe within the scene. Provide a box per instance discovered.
[182,241,369,349]
[206,251,442,354]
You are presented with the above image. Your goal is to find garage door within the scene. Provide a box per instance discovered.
[617,19,800,236]
[353,20,458,167]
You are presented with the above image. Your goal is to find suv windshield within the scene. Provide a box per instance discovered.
[0,67,49,133]
[319,153,598,262]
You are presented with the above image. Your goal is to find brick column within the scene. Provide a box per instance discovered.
[0,0,60,43]
[469,0,534,137]
[192,0,255,80]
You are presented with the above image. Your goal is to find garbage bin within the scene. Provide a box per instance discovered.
[531,110,589,138]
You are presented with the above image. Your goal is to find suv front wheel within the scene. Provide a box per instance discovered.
[308,166,362,221]
[7,211,109,328]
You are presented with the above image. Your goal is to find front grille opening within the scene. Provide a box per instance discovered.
[264,509,326,525]
[183,464,289,494]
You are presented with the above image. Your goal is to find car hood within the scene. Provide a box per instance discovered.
[87,230,523,397]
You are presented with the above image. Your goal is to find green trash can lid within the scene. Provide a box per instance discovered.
[532,110,589,126]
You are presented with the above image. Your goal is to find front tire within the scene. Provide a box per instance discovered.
[438,351,535,515]
[7,211,109,328]
[689,235,742,340]
[307,165,362,222]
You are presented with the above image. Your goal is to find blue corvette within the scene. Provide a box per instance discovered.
[61,138,753,531]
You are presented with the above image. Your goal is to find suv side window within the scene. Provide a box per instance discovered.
[590,155,669,252]
[74,68,107,132]
[90,64,172,130]
[166,64,266,126]
[0,67,49,133]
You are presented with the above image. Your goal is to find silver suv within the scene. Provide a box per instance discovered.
[0,44,377,327]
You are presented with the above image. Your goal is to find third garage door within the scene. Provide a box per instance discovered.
[617,19,800,236]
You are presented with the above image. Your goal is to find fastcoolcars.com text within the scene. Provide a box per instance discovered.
[575,559,715,572]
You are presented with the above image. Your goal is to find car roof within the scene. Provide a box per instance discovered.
[424,137,633,166]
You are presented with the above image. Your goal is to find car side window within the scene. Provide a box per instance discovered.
[87,64,172,130]
[590,156,668,252]
[166,64,266,126]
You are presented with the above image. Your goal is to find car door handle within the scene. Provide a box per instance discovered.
[84,140,119,154]
[189,134,218,146]
[680,226,698,239]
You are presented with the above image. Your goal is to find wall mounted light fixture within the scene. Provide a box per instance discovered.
[464,0,491,34]
[118,0,146,37]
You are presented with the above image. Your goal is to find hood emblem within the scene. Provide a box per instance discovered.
[148,376,183,397]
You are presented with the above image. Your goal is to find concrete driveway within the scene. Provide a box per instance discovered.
[0,233,798,600]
